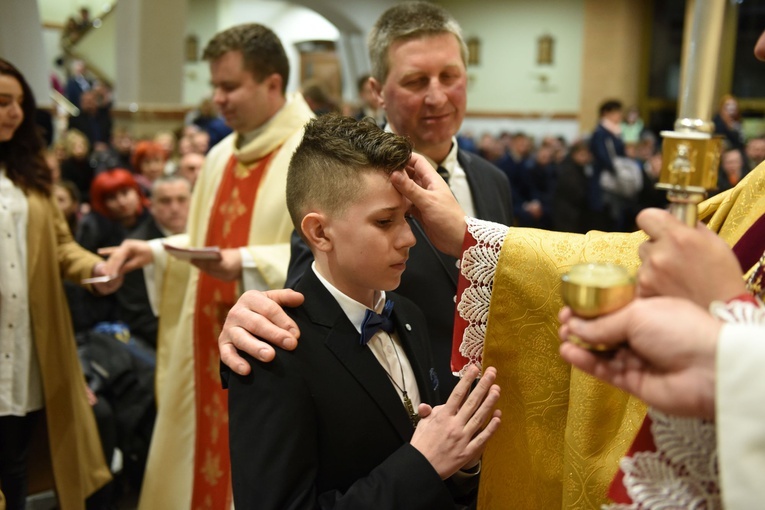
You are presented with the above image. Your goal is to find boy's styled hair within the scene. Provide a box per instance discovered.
[286,114,413,239]
[367,1,467,84]
[203,23,290,94]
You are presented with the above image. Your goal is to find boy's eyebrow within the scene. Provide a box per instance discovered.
[373,205,406,214]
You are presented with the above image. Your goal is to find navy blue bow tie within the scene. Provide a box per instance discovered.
[360,300,395,345]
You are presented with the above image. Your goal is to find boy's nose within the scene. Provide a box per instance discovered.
[399,223,417,249]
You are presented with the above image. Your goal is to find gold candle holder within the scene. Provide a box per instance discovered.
[657,131,722,227]
[655,0,726,227]
[561,263,635,351]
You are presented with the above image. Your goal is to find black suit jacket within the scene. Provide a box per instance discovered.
[285,149,513,395]
[227,269,462,509]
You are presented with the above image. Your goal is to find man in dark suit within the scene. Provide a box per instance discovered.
[279,2,512,395]
[226,114,500,509]
[65,59,91,108]
[67,90,112,150]
[589,99,635,231]
[116,175,191,352]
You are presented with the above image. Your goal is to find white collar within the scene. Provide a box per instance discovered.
[311,262,386,334]
[235,94,290,148]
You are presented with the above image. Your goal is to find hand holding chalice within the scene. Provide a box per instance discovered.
[560,263,635,352]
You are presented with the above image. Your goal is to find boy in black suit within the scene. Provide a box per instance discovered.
[226,115,501,509]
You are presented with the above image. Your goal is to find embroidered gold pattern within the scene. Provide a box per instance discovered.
[193,495,214,510]
[200,449,224,487]
[203,391,227,444]
[233,160,255,179]
[218,187,247,238]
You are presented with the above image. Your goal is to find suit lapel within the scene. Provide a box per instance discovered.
[409,217,459,286]
[458,149,488,219]
[389,295,439,405]
[296,271,416,441]
[405,149,489,288]
[323,328,416,440]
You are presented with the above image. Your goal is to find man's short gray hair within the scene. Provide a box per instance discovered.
[151,174,191,196]
[367,1,467,84]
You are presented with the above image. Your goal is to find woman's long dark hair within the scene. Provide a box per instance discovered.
[0,58,52,194]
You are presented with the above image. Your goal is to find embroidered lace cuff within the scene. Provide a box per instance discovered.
[605,295,765,509]
[455,218,509,374]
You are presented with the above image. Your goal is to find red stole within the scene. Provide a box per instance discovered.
[191,151,275,509]
[609,211,765,503]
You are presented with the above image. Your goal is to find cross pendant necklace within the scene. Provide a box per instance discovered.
[401,391,421,427]
[382,336,420,428]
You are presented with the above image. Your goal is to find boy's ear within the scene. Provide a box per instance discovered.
[302,212,332,252]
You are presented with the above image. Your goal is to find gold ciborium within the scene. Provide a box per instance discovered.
[560,263,635,351]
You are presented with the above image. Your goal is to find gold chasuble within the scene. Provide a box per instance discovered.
[191,153,274,509]
[477,162,765,509]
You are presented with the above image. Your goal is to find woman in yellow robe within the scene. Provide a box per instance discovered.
[0,58,114,510]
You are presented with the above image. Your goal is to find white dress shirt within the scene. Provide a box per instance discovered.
[423,137,476,218]
[0,168,44,416]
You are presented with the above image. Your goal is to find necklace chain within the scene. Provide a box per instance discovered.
[379,334,420,428]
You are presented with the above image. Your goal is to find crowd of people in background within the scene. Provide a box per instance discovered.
[39,59,765,507]
[7,4,765,507]
[454,99,763,233]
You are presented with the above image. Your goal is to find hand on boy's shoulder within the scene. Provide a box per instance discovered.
[218,288,304,376]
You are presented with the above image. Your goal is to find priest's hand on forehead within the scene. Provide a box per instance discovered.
[391,153,466,258]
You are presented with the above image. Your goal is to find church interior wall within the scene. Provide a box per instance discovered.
[25,0,761,142]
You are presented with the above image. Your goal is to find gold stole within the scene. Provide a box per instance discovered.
[477,162,765,509]
[190,151,275,510]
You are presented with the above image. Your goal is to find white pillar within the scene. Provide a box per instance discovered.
[114,0,187,106]
[0,0,51,107]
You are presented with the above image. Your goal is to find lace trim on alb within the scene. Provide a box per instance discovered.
[709,296,765,324]
[455,218,509,375]
[605,409,720,510]
[607,297,765,509]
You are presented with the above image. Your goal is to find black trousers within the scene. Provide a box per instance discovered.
[0,411,41,510]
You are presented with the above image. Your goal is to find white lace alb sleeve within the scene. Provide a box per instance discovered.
[713,298,765,510]
[454,217,509,375]
[608,297,765,510]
